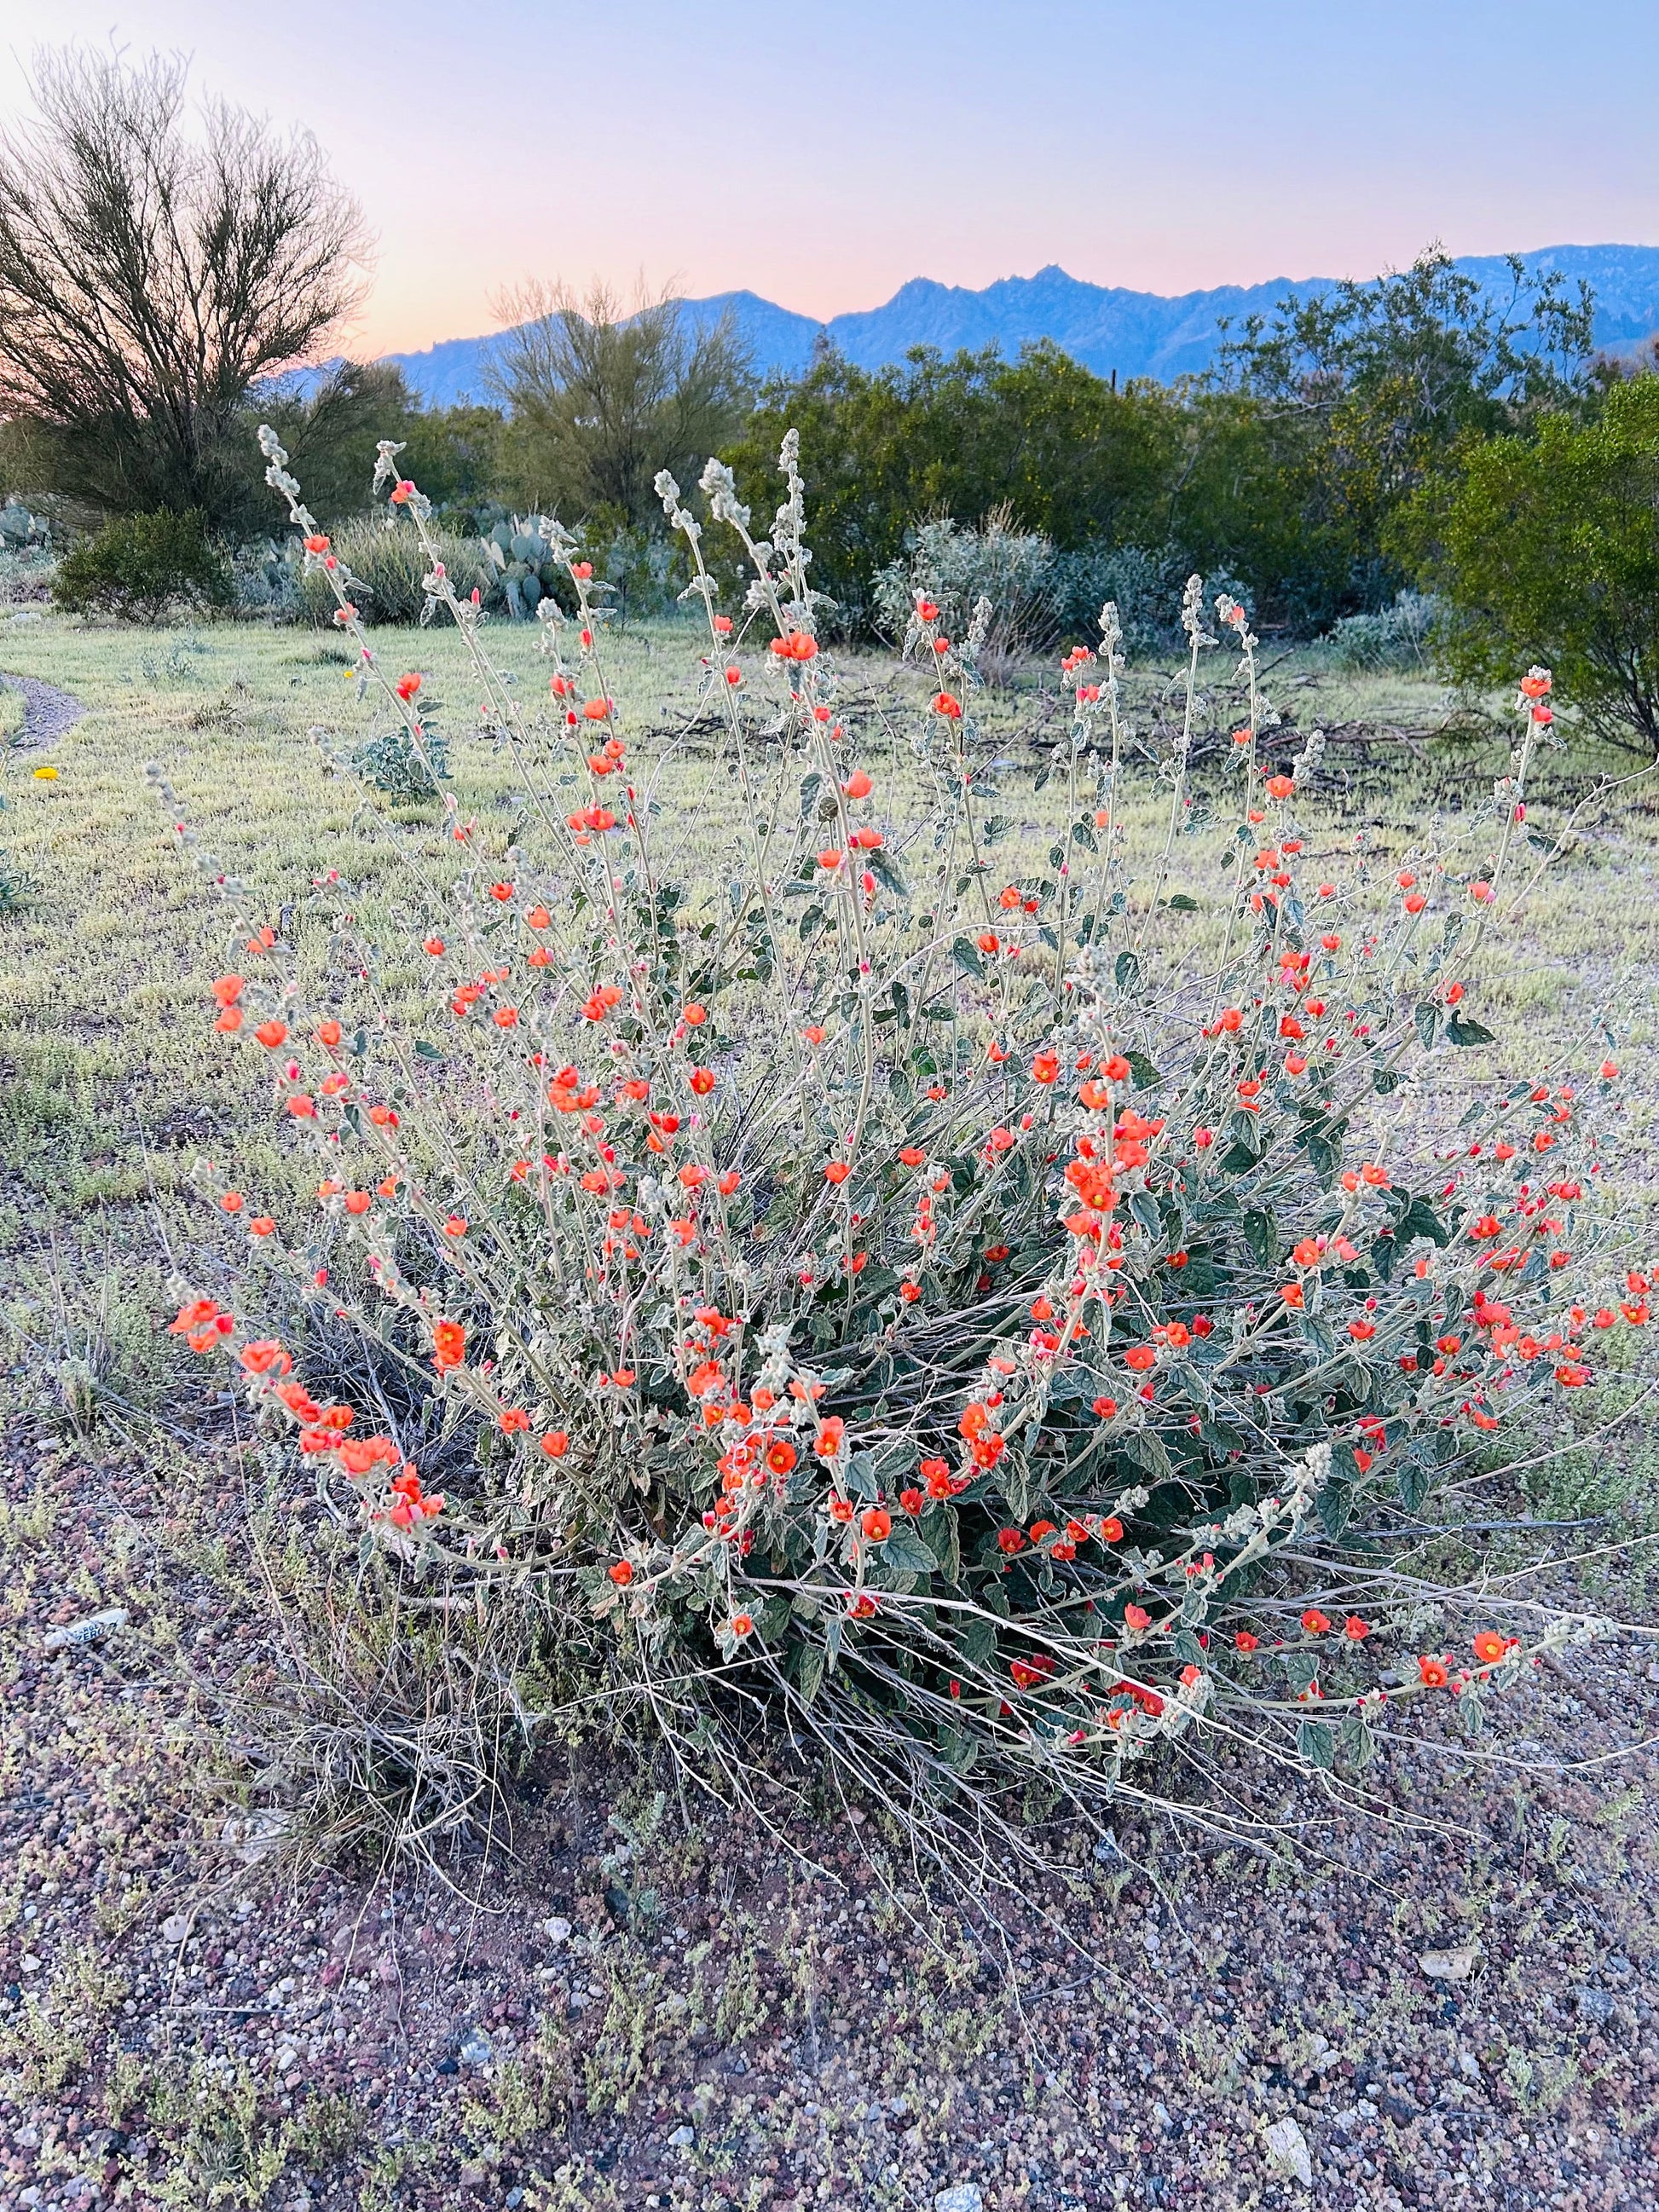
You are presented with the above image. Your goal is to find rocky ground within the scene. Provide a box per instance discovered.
[3,1418,1658,2212]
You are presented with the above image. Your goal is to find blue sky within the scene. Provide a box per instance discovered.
[0,0,1653,352]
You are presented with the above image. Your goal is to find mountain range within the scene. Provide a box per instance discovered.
[373,245,1659,408]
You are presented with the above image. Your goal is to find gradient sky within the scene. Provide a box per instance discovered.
[0,0,1654,356]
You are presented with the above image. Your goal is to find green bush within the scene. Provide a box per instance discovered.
[298,515,492,627]
[52,508,232,621]
[1399,375,1659,753]
[1324,589,1440,672]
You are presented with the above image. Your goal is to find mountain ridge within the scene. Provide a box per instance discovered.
[365,245,1659,409]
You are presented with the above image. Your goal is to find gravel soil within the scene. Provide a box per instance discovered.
[3,1424,1657,2212]
[0,672,85,753]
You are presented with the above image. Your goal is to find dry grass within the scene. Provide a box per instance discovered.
[2,607,1656,1244]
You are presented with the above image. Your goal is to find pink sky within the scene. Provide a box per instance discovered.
[0,0,1653,356]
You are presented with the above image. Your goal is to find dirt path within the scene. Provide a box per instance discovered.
[1,669,85,752]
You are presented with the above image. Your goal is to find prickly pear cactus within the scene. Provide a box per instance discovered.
[480,514,564,620]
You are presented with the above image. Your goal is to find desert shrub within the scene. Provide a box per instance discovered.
[348,721,449,801]
[52,508,232,621]
[872,508,1061,666]
[1325,588,1441,672]
[1050,543,1257,660]
[1399,374,1659,754]
[154,423,1647,1871]
[298,514,491,627]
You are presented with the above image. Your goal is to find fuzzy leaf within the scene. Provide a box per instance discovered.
[1447,1014,1497,1047]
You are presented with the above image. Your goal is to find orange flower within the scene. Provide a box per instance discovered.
[860,1506,891,1543]
[1301,1609,1331,1635]
[1417,1655,1450,1689]
[609,1560,634,1587]
[431,1320,466,1372]
[1472,1630,1507,1664]
[239,1339,292,1377]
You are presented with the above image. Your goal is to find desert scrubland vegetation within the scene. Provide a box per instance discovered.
[3,42,1659,2212]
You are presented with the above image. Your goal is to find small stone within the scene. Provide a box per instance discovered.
[458,2164,487,2190]
[221,1809,291,1865]
[1263,2116,1313,2189]
[1419,1940,1482,1982]
[542,1916,572,1946]
[160,1915,191,1945]
[934,2188,985,2212]
[668,2124,696,2149]
[1573,1987,1615,2024]
[20,1953,42,1972]
[274,2044,298,2073]
[457,2026,494,2069]
[1456,2049,1482,2081]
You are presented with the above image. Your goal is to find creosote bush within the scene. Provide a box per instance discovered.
[54,508,232,622]
[153,422,1650,1869]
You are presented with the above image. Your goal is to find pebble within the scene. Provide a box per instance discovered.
[542,1915,572,1945]
[220,1808,290,1864]
[456,2026,494,2069]
[1419,1939,1482,1981]
[934,2187,985,2212]
[668,2124,696,2148]
[160,1914,191,1944]
[1263,2115,1313,2188]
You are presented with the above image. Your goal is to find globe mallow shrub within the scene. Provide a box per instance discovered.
[152,422,1645,1845]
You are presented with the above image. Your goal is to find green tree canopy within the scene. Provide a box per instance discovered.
[1184,248,1599,629]
[722,340,1183,627]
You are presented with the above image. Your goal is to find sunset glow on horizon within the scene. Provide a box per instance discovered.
[0,0,1652,359]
